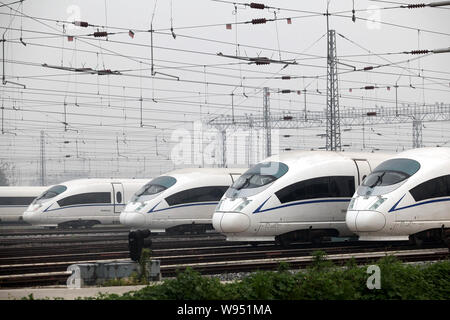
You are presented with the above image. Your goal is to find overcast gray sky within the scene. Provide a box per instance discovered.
[0,0,449,185]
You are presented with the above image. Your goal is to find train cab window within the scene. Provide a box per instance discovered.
[362,158,420,188]
[165,186,229,206]
[225,162,289,198]
[57,192,111,207]
[409,175,450,202]
[131,176,177,202]
[231,162,289,190]
[116,192,122,203]
[33,185,67,204]
[276,176,355,204]
[0,197,36,206]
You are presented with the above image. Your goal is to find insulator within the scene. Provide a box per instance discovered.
[283,115,293,120]
[410,49,429,54]
[250,2,265,9]
[97,69,112,75]
[281,76,291,80]
[251,57,270,65]
[74,21,88,27]
[281,89,291,93]
[366,112,377,116]
[407,3,426,8]
[252,18,267,24]
[364,86,375,90]
[94,31,108,37]
[363,66,373,71]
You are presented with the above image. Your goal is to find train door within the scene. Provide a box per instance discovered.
[353,159,372,186]
[111,183,125,216]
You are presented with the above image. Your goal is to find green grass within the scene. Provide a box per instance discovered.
[83,252,450,300]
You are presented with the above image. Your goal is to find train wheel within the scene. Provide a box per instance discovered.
[413,235,424,247]
[276,235,291,248]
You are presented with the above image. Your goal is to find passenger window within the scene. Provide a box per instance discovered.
[165,186,229,206]
[275,176,355,204]
[57,192,111,207]
[409,175,450,202]
[116,192,122,203]
[0,197,35,205]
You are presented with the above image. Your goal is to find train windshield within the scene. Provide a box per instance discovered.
[131,176,177,202]
[358,158,420,196]
[226,162,288,198]
[33,185,67,204]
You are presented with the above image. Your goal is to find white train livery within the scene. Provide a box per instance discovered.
[346,147,450,244]
[0,186,47,223]
[120,168,246,233]
[22,179,147,228]
[120,168,246,261]
[213,151,389,245]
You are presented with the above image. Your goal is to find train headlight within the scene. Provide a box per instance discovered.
[369,197,387,211]
[348,198,356,210]
[29,203,42,212]
[216,199,225,211]
[135,202,147,212]
[234,199,252,212]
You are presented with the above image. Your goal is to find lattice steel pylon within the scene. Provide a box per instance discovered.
[326,29,341,151]
[412,118,423,148]
[39,130,46,186]
[263,87,271,157]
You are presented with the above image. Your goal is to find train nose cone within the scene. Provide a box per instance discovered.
[22,211,39,224]
[345,210,358,232]
[120,211,145,228]
[212,212,224,232]
[354,210,386,232]
[217,212,250,233]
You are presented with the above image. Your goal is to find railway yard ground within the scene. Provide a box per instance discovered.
[0,223,449,300]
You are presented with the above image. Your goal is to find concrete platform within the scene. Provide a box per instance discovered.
[0,285,148,300]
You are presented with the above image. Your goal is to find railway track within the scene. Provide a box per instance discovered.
[0,241,448,288]
[0,226,130,237]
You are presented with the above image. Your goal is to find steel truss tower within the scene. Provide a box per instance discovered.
[326,29,341,151]
[39,130,46,186]
[263,87,271,158]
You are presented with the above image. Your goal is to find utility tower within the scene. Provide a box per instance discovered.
[326,29,341,151]
[412,118,423,148]
[39,130,46,186]
[263,87,271,157]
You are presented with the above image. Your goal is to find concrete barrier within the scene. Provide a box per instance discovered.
[66,260,161,288]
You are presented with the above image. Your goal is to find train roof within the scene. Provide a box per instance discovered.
[264,150,392,166]
[53,178,149,187]
[163,167,247,177]
[391,147,450,163]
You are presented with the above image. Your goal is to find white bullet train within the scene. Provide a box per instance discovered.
[22,179,147,228]
[213,151,389,245]
[0,186,48,223]
[119,168,246,260]
[120,168,246,232]
[346,147,450,244]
